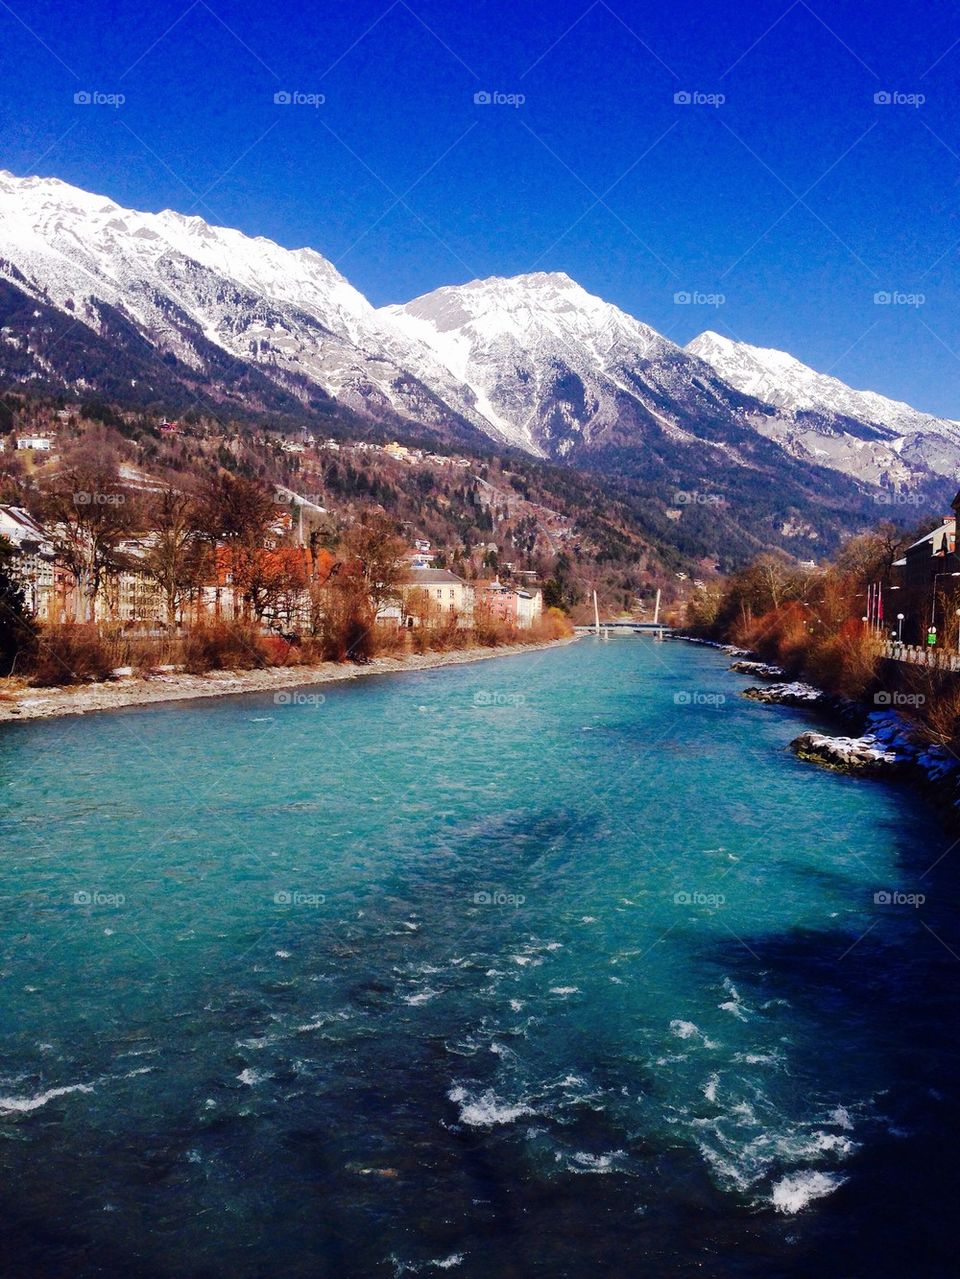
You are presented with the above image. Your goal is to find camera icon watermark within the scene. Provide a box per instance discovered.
[73,889,125,906]
[273,90,325,107]
[673,90,725,107]
[73,491,125,506]
[673,889,726,906]
[673,291,725,307]
[874,889,924,907]
[673,690,726,707]
[873,491,922,506]
[473,690,527,707]
[874,290,925,307]
[674,490,725,506]
[473,889,526,907]
[274,691,326,707]
[874,90,925,107]
[874,691,925,707]
[274,889,326,906]
[73,90,125,108]
[473,90,526,107]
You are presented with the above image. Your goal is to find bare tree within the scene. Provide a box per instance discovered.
[339,512,409,619]
[196,473,276,618]
[41,444,132,622]
[141,487,206,626]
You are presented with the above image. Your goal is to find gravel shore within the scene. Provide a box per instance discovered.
[0,636,577,724]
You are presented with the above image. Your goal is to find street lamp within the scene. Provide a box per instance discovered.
[897,612,904,642]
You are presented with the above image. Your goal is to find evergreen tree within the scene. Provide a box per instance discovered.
[0,537,38,676]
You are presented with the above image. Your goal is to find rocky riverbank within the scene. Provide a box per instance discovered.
[729,660,786,679]
[790,727,902,774]
[726,655,960,817]
[0,636,577,724]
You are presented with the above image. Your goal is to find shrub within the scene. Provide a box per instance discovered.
[29,626,114,686]
[529,607,574,642]
[409,627,430,654]
[312,587,376,663]
[803,623,883,701]
[182,623,268,674]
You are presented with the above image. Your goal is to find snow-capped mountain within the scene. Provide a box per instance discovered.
[0,170,488,441]
[687,331,960,487]
[383,273,780,461]
[1,167,958,520]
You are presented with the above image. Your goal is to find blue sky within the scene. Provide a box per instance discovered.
[2,0,960,414]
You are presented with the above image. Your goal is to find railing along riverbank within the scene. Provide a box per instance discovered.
[882,641,960,671]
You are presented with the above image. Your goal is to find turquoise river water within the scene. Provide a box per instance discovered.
[0,637,958,1277]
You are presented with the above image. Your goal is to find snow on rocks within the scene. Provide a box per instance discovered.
[675,636,754,657]
[729,660,785,679]
[791,729,900,774]
[790,709,960,797]
[743,681,825,706]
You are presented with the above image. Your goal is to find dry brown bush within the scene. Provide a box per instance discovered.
[29,626,115,686]
[182,623,269,674]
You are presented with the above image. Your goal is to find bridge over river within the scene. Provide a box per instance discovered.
[573,622,674,636]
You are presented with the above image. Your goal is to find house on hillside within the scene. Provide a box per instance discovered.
[16,435,53,451]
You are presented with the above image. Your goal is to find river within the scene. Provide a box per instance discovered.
[0,637,957,1277]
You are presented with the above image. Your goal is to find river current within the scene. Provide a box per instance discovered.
[0,638,956,1276]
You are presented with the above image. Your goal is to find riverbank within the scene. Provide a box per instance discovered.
[674,635,960,823]
[0,636,577,723]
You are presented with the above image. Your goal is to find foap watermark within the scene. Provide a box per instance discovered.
[473,690,526,707]
[673,889,726,907]
[274,889,326,907]
[73,889,125,906]
[673,290,725,307]
[874,290,925,307]
[874,691,926,707]
[674,90,725,107]
[874,90,925,108]
[274,691,326,707]
[674,690,726,707]
[274,492,324,507]
[874,491,923,507]
[74,491,125,506]
[473,889,526,908]
[473,90,526,107]
[674,490,725,506]
[874,889,925,908]
[274,90,325,107]
[74,90,125,108]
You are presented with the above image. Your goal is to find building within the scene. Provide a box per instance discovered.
[890,493,960,643]
[0,506,75,622]
[474,578,544,630]
[401,568,473,624]
[899,514,957,589]
[16,435,53,451]
[514,587,543,629]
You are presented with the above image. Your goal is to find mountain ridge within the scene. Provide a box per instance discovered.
[0,167,956,564]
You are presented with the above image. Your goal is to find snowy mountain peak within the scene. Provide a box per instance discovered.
[3,168,960,492]
[0,168,498,439]
[687,329,960,439]
[382,274,699,454]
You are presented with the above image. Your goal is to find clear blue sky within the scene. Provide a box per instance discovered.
[2,0,960,415]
